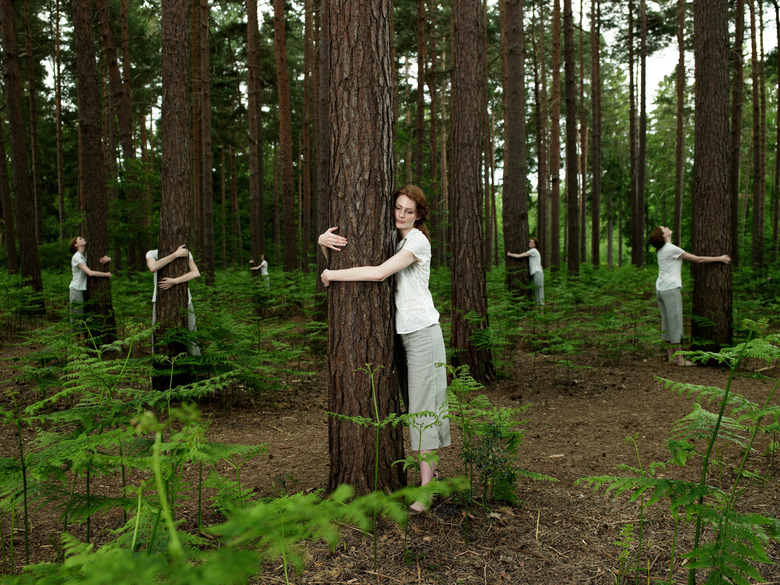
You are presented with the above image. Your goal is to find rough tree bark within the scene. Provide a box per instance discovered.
[450,0,494,382]
[72,0,116,342]
[157,0,193,357]
[564,0,579,275]
[691,0,733,353]
[326,0,405,494]
[503,0,530,294]
[273,0,297,272]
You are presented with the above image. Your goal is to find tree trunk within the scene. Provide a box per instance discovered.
[451,0,494,382]
[190,0,201,259]
[590,0,601,266]
[200,0,215,284]
[23,1,41,245]
[414,0,426,183]
[301,0,312,270]
[628,0,640,266]
[426,0,440,265]
[773,1,780,264]
[0,112,18,274]
[247,0,265,265]
[691,0,733,356]
[55,0,65,246]
[533,1,549,267]
[96,0,146,271]
[0,0,42,297]
[636,0,647,265]
[230,144,243,265]
[158,0,192,358]
[749,0,765,267]
[273,0,297,272]
[325,0,404,494]
[72,0,116,342]
[503,0,530,294]
[549,0,561,272]
[675,0,687,248]
[564,0,579,275]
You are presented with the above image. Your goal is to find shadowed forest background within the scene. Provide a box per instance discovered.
[0,0,778,583]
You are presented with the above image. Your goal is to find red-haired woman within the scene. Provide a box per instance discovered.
[318,184,450,514]
[507,237,544,305]
[649,226,730,366]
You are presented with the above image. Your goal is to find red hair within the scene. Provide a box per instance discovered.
[395,184,430,241]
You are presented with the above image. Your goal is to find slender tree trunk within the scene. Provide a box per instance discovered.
[23,1,41,245]
[426,0,440,263]
[302,0,312,270]
[157,0,193,359]
[578,0,587,264]
[415,0,426,183]
[628,0,640,266]
[0,0,42,297]
[675,0,687,248]
[221,146,226,269]
[590,0,601,266]
[0,112,18,274]
[564,0,579,275]
[326,0,404,494]
[550,0,562,271]
[96,0,146,272]
[451,0,494,381]
[231,144,242,265]
[503,0,530,294]
[200,0,215,284]
[636,0,647,266]
[749,0,765,267]
[247,0,265,264]
[533,1,549,266]
[190,0,202,259]
[691,0,733,357]
[773,1,780,264]
[72,0,116,342]
[274,0,297,272]
[55,0,65,247]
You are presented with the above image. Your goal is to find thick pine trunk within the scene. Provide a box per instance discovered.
[691,0,733,354]
[326,0,404,494]
[158,0,192,358]
[451,0,494,381]
[503,0,530,294]
[72,0,116,343]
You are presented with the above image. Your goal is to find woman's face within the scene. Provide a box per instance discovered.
[529,239,536,248]
[661,226,672,240]
[76,236,87,248]
[395,195,419,232]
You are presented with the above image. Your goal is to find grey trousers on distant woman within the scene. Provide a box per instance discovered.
[400,323,451,451]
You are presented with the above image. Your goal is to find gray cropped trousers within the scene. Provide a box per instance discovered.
[400,323,451,451]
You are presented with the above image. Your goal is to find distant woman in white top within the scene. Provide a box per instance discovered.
[146,245,201,356]
[68,235,111,332]
[249,253,270,288]
[318,184,450,514]
[649,226,730,366]
[507,237,544,305]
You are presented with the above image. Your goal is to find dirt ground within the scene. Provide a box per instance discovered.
[2,341,779,584]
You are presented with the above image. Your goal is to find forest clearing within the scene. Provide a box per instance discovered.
[0,265,777,584]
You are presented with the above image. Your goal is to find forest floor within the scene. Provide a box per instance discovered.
[1,337,779,584]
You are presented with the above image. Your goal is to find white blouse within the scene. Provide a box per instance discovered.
[394,228,440,334]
